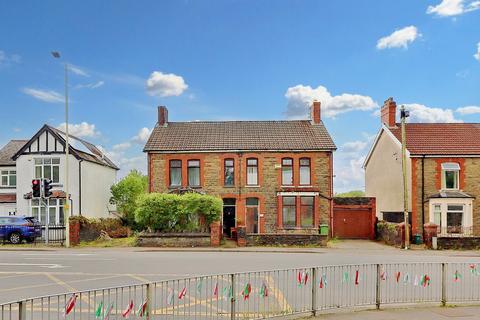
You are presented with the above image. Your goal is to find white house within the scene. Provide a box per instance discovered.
[1,124,119,225]
[0,140,28,215]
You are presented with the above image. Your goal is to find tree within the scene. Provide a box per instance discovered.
[335,190,365,197]
[110,170,148,229]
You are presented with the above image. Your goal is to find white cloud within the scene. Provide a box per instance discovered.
[68,64,89,77]
[57,122,100,138]
[0,50,21,66]
[22,88,63,103]
[284,85,378,119]
[112,142,132,151]
[132,127,152,144]
[342,141,368,154]
[474,42,480,61]
[75,80,105,89]
[403,103,462,123]
[427,0,480,17]
[146,71,188,97]
[376,26,420,50]
[97,145,147,178]
[456,105,480,115]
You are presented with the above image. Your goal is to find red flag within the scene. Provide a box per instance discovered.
[297,271,302,285]
[122,300,134,318]
[303,271,309,285]
[355,270,359,285]
[137,300,147,317]
[213,283,218,297]
[63,294,77,317]
[242,283,252,301]
[396,272,401,283]
[178,287,187,300]
[319,277,324,289]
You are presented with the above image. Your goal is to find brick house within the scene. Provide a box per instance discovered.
[365,97,480,238]
[144,102,336,242]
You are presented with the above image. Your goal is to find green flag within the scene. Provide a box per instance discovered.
[95,301,103,318]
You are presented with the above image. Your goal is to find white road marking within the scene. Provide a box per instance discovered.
[21,253,96,256]
[0,263,66,269]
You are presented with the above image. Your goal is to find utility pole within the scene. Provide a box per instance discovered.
[52,51,70,247]
[400,105,410,249]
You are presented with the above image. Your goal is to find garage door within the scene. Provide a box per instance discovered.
[333,208,373,239]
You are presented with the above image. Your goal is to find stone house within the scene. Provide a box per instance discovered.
[144,102,336,243]
[365,97,480,237]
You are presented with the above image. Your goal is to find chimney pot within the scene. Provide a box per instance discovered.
[311,100,321,124]
[381,97,397,128]
[158,106,168,126]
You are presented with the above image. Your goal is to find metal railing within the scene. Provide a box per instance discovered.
[437,226,474,237]
[2,262,480,319]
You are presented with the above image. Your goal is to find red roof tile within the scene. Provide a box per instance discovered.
[389,123,480,155]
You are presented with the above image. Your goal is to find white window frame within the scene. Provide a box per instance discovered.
[429,199,472,236]
[441,162,460,190]
[34,158,60,183]
[246,158,259,186]
[31,198,65,225]
[0,170,16,187]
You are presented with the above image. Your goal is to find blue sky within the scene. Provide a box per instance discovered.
[0,0,479,192]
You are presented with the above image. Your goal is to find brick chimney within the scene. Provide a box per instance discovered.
[311,100,321,124]
[158,106,168,126]
[381,97,397,128]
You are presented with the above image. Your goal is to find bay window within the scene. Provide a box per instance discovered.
[246,158,258,186]
[31,198,64,225]
[282,158,293,185]
[169,160,182,187]
[430,200,472,236]
[299,158,311,185]
[188,160,200,187]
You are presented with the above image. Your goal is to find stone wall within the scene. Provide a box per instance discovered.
[411,157,480,236]
[245,234,327,246]
[137,232,211,247]
[437,237,480,250]
[149,151,333,234]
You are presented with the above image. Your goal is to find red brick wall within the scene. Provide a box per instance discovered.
[148,151,333,234]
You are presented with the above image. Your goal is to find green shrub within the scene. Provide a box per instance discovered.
[134,193,222,232]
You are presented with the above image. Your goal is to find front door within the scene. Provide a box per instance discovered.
[223,198,236,237]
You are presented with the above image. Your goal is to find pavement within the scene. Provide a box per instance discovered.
[313,305,480,319]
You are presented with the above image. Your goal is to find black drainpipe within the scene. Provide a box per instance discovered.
[78,160,83,216]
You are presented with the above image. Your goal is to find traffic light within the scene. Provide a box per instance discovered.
[32,179,41,198]
[43,179,53,198]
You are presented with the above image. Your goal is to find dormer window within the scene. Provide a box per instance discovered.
[441,162,460,190]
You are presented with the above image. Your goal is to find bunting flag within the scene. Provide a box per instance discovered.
[137,300,147,318]
[303,271,309,285]
[196,278,204,294]
[403,273,410,284]
[342,272,349,283]
[297,271,303,286]
[64,294,78,317]
[454,270,462,282]
[414,275,419,286]
[213,283,218,298]
[355,270,359,285]
[95,301,104,318]
[297,270,309,287]
[223,285,233,301]
[470,264,478,275]
[102,302,114,320]
[395,272,401,283]
[167,288,174,305]
[259,282,268,298]
[319,273,327,289]
[242,283,252,301]
[380,271,387,281]
[420,275,430,287]
[178,287,187,300]
[121,300,134,319]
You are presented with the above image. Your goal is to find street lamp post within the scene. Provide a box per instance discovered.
[51,51,70,248]
[400,105,410,249]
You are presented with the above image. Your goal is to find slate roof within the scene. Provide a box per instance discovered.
[0,140,28,166]
[144,121,336,152]
[389,123,480,156]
